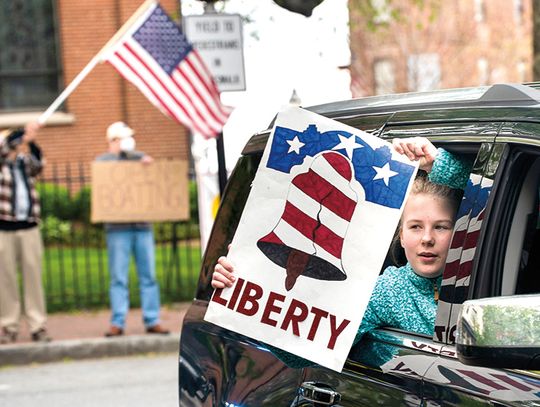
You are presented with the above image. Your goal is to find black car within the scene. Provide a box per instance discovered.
[179,83,540,406]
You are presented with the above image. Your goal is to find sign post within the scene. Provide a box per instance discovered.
[184,10,246,197]
[183,13,246,92]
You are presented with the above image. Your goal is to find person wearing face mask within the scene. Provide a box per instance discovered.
[96,122,169,337]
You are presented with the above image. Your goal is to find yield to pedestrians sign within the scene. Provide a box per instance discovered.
[184,14,246,92]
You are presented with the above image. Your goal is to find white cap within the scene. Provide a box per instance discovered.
[0,129,12,141]
[106,121,134,141]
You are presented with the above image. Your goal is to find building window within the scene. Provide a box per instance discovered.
[0,1,61,112]
[474,0,486,23]
[373,59,395,95]
[407,54,440,92]
[514,0,524,25]
[371,0,391,24]
[477,58,490,85]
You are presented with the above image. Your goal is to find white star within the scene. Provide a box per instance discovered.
[332,134,363,158]
[373,163,399,186]
[287,136,305,154]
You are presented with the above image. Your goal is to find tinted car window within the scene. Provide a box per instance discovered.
[502,153,540,295]
[197,153,262,301]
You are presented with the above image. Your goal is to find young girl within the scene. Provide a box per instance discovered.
[211,137,470,368]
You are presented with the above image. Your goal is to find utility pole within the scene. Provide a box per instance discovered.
[186,0,246,196]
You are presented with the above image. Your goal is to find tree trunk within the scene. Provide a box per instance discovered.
[533,0,540,80]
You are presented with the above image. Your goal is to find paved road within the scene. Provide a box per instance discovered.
[0,353,178,407]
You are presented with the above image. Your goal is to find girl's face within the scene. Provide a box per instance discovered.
[400,193,455,278]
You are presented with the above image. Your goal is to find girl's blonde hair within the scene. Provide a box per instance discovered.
[409,174,462,212]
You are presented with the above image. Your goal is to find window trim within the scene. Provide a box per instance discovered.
[0,111,74,128]
[471,144,538,299]
[0,0,63,112]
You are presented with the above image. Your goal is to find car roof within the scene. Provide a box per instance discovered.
[308,83,540,116]
[242,83,540,155]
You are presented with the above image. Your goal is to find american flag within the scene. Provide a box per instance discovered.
[434,174,492,343]
[103,2,232,138]
[440,174,492,303]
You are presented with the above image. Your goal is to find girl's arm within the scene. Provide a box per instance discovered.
[393,137,472,190]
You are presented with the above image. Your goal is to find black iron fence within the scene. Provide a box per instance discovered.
[38,162,201,312]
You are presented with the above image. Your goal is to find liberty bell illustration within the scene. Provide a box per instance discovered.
[257,151,358,291]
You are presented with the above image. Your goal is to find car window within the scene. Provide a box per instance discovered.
[197,153,262,301]
[502,156,540,295]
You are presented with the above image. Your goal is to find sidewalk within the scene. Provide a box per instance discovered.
[0,303,190,367]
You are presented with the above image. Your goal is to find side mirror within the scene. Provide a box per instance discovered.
[456,295,540,370]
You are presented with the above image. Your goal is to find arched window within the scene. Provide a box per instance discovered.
[0,0,61,112]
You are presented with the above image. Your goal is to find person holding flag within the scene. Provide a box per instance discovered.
[0,122,51,344]
[36,1,232,251]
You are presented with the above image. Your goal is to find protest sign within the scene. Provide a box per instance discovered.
[91,159,189,223]
[204,107,418,371]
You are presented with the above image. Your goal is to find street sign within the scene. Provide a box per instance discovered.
[183,13,246,92]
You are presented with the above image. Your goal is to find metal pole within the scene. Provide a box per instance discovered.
[197,0,228,196]
[216,132,227,195]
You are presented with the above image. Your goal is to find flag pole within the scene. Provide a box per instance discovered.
[38,0,157,125]
[216,131,227,195]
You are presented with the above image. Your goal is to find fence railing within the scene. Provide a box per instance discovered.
[38,162,201,312]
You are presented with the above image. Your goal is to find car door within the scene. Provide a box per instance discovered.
[294,122,498,406]
[423,122,540,405]
[179,152,308,406]
[296,330,443,406]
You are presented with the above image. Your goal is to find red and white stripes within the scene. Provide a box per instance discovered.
[105,20,231,138]
[260,152,357,273]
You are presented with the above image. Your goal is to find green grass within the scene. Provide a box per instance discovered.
[43,244,202,312]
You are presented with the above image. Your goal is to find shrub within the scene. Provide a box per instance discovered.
[73,186,92,224]
[37,183,73,220]
[38,183,77,221]
[41,215,72,244]
[189,179,199,222]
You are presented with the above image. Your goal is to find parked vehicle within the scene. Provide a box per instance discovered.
[179,83,540,406]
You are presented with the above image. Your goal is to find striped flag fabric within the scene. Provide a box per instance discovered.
[433,174,492,343]
[102,2,232,138]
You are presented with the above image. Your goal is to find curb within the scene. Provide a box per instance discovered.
[0,333,180,367]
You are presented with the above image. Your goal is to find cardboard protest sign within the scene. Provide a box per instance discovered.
[204,107,418,371]
[91,159,189,223]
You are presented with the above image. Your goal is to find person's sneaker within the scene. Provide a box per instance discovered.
[146,324,170,335]
[0,328,17,344]
[31,328,51,343]
[104,326,124,337]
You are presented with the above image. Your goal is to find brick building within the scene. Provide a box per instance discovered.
[349,0,533,97]
[0,0,189,176]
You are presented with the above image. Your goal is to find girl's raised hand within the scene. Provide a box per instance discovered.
[392,137,438,172]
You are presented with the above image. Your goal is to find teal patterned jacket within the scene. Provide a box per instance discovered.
[269,148,472,369]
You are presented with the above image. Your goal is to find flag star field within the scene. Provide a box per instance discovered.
[133,6,192,75]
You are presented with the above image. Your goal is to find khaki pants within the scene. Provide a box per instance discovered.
[0,226,46,333]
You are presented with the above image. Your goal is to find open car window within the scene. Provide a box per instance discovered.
[502,154,540,295]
